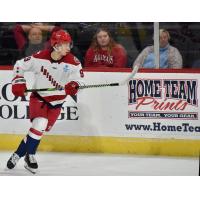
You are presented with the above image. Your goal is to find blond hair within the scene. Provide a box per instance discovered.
[160,29,170,40]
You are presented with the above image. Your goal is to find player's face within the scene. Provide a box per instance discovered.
[160,32,169,48]
[56,42,71,56]
[96,31,110,47]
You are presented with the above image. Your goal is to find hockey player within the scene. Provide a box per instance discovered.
[7,30,84,174]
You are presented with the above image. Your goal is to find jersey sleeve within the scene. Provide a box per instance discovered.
[13,55,35,78]
[67,63,85,86]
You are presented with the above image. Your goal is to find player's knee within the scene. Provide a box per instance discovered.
[32,117,48,132]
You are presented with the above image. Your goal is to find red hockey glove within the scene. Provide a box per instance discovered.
[65,81,79,96]
[12,76,27,97]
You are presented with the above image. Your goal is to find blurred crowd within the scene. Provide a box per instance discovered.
[0,22,200,68]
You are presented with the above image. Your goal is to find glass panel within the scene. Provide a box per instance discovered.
[3,22,199,69]
[160,22,200,68]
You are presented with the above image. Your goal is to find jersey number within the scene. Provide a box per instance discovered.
[80,69,84,78]
[24,56,31,62]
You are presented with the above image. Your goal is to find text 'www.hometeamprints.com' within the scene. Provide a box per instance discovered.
[125,122,200,132]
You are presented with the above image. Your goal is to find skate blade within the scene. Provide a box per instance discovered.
[24,163,37,174]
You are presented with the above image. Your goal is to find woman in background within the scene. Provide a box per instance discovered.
[84,27,127,68]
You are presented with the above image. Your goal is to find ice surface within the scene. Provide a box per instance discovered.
[0,151,198,176]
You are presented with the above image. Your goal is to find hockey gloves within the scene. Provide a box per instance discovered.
[12,76,27,97]
[65,81,79,96]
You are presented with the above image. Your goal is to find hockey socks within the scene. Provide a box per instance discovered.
[15,138,27,157]
[15,127,42,158]
[26,127,43,154]
[26,135,41,154]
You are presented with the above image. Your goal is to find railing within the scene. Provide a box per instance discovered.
[1,65,200,73]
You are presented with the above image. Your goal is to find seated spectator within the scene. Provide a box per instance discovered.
[13,23,60,58]
[84,27,128,68]
[13,23,83,63]
[133,29,183,69]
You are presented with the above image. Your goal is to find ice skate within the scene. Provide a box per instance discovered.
[7,153,20,169]
[24,154,38,174]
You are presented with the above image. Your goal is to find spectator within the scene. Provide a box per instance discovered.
[13,23,60,58]
[84,27,128,68]
[133,29,183,69]
[13,23,83,63]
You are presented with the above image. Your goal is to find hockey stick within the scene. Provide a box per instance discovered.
[25,65,139,92]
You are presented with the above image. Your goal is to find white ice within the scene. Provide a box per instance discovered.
[0,151,199,176]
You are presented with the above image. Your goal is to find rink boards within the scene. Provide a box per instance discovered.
[1,67,200,156]
[1,134,200,156]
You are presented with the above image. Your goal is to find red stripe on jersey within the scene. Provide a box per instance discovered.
[42,95,66,102]
[29,128,43,136]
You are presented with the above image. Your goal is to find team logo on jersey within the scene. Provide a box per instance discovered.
[63,65,69,72]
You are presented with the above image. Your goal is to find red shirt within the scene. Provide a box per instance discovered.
[84,44,127,68]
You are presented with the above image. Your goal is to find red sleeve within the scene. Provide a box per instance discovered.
[13,24,27,50]
[113,45,128,68]
[84,48,95,67]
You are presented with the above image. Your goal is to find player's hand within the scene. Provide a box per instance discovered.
[65,81,79,96]
[12,76,27,97]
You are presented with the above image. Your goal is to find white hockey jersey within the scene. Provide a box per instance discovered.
[13,49,84,106]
